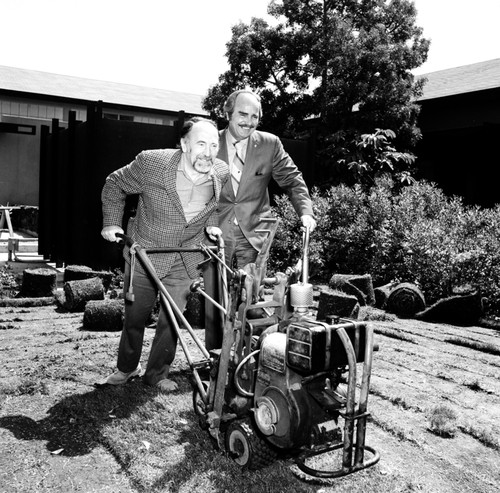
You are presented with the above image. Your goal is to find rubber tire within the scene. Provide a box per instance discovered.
[192,381,209,417]
[224,419,277,470]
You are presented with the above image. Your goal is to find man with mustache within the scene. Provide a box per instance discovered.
[217,89,316,270]
[99,117,229,392]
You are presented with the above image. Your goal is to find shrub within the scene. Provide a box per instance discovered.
[270,177,500,315]
[270,187,330,280]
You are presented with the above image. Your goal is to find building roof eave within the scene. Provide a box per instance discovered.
[0,65,207,115]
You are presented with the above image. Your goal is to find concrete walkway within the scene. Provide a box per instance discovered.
[0,231,63,284]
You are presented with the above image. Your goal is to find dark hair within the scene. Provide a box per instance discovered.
[180,117,218,139]
[223,90,262,119]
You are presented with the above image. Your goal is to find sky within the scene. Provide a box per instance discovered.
[2,0,500,95]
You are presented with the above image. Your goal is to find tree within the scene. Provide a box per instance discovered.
[203,0,429,184]
[340,128,416,188]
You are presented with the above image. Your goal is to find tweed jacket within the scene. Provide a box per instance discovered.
[102,149,229,279]
[217,129,314,252]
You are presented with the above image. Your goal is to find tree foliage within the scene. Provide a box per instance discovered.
[203,0,430,183]
[339,128,417,188]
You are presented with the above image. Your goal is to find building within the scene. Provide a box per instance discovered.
[2,58,500,211]
[415,58,500,207]
[0,65,207,206]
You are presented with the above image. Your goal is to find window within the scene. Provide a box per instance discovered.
[104,113,135,122]
[28,104,39,118]
[0,100,11,114]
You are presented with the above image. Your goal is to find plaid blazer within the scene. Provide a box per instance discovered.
[102,149,229,279]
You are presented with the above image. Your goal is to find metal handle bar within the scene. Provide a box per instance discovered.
[302,226,310,284]
[116,233,220,253]
[145,246,218,253]
[254,217,279,235]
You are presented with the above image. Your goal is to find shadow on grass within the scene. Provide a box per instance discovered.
[0,374,310,492]
[144,406,285,493]
[138,379,305,493]
[0,377,151,456]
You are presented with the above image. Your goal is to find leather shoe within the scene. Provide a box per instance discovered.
[103,364,142,385]
[156,378,178,392]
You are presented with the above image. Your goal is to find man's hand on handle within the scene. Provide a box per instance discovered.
[301,214,317,233]
[205,226,223,243]
[101,225,124,243]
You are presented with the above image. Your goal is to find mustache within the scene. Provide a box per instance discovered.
[194,155,214,170]
[195,155,213,163]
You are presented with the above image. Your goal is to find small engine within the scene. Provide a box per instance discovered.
[252,319,368,451]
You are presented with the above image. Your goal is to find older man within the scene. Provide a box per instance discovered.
[100,117,229,392]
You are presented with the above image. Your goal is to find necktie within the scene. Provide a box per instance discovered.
[231,141,245,195]
[234,142,245,169]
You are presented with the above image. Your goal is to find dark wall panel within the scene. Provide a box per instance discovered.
[416,123,500,208]
[40,116,178,270]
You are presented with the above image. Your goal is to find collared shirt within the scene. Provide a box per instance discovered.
[225,132,248,195]
[226,132,248,166]
[176,155,214,222]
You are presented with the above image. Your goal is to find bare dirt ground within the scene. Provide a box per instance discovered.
[1,277,500,492]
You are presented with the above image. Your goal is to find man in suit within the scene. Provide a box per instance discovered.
[217,89,316,269]
[99,117,229,392]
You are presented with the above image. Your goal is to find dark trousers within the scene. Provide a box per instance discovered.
[224,221,258,269]
[204,222,259,350]
[117,255,192,386]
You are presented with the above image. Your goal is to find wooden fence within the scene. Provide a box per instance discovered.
[38,104,314,270]
[39,103,182,269]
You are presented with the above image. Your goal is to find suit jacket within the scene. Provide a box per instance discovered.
[217,129,314,252]
[102,149,229,279]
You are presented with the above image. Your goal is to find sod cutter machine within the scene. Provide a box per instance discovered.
[118,219,379,479]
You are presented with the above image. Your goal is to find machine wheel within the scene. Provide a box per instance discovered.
[224,419,277,470]
[192,381,210,417]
